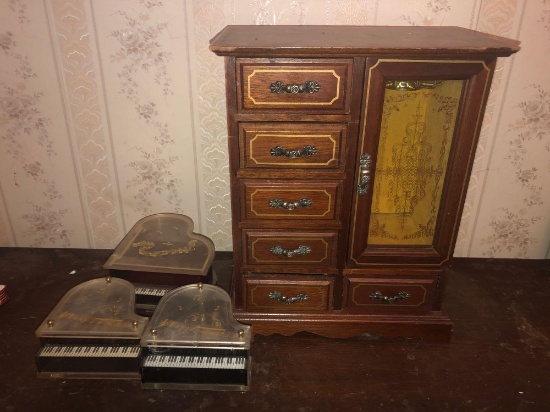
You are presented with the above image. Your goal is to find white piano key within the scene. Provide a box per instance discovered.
[38,345,141,358]
[135,287,169,296]
[143,354,247,370]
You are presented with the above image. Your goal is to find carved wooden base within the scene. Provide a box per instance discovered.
[234,310,453,343]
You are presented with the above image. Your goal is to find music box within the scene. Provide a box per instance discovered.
[35,277,148,379]
[104,214,215,315]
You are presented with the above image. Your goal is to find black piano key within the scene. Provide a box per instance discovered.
[36,344,142,375]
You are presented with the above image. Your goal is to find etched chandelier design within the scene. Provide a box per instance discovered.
[368,82,461,244]
[378,102,438,228]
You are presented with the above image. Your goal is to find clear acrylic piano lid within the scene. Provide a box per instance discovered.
[141,284,251,350]
[103,214,215,276]
[35,277,148,339]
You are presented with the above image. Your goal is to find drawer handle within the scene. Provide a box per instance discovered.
[268,291,309,304]
[270,145,317,158]
[269,198,312,210]
[270,80,321,94]
[369,291,411,304]
[269,245,311,258]
[357,153,372,196]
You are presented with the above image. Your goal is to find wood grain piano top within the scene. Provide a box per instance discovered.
[209,25,520,58]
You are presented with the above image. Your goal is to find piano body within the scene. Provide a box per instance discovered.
[103,214,216,315]
[35,277,148,379]
[140,283,251,391]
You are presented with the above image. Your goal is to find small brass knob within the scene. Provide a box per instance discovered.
[132,321,139,328]
[47,319,54,327]
[197,283,203,290]
[151,328,157,336]
[106,276,111,283]
[238,329,245,337]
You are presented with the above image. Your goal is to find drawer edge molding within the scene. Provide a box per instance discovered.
[351,284,427,307]
[251,237,329,264]
[240,122,347,170]
[244,276,334,313]
[249,188,335,219]
[247,69,341,106]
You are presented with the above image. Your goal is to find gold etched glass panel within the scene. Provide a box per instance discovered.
[367,80,464,246]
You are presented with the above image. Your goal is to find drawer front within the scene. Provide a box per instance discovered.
[238,59,352,112]
[244,275,333,313]
[244,230,337,267]
[345,276,436,314]
[242,180,340,220]
[240,123,346,170]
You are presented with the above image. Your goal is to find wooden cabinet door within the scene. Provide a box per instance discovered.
[348,58,495,266]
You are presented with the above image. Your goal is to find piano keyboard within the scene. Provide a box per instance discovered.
[38,345,141,358]
[135,287,171,297]
[133,286,174,315]
[140,349,250,390]
[143,354,246,370]
[36,344,143,379]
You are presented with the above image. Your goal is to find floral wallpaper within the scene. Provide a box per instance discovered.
[0,0,548,259]
[479,83,549,257]
[1,2,71,247]
[109,3,184,215]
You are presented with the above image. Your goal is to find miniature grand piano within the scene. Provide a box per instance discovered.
[140,283,251,391]
[103,214,216,315]
[35,277,148,379]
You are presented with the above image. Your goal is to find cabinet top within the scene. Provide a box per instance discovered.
[209,25,520,58]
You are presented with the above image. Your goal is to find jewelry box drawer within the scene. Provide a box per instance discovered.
[237,59,353,112]
[241,180,341,220]
[239,122,347,170]
[344,275,437,314]
[243,230,338,267]
[244,275,333,313]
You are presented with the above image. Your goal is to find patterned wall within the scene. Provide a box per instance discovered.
[0,0,548,259]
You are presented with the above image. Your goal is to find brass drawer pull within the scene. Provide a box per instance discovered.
[357,153,372,196]
[269,245,312,258]
[270,80,321,94]
[268,291,309,304]
[269,198,312,210]
[270,145,317,158]
[369,291,410,304]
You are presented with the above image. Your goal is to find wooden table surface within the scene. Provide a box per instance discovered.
[0,248,548,411]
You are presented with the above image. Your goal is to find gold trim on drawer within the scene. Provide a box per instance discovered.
[249,134,338,167]
[243,230,338,268]
[245,277,333,313]
[250,237,329,264]
[239,122,348,171]
[351,283,428,307]
[249,189,333,219]
[344,274,438,312]
[247,69,341,105]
